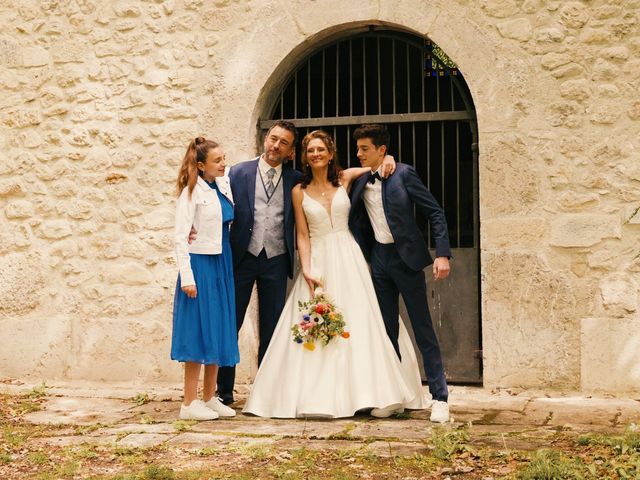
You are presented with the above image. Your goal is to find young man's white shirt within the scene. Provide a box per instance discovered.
[362,165,395,244]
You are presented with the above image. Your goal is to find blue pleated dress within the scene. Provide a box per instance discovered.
[171,181,239,366]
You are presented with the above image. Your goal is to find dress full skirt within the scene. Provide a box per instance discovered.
[243,187,427,418]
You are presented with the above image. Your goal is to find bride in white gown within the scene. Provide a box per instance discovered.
[243,130,427,418]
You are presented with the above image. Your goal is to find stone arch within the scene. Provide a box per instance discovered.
[248,19,487,383]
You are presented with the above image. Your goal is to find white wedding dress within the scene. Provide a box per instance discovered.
[243,186,427,418]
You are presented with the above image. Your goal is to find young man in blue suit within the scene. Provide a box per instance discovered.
[348,124,452,423]
[216,120,303,405]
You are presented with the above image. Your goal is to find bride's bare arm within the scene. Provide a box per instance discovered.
[341,155,396,192]
[341,167,371,192]
[292,185,321,295]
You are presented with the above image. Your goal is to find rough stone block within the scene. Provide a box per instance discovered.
[601,46,630,62]
[599,274,639,316]
[482,253,579,389]
[0,315,71,379]
[581,317,640,394]
[497,18,532,41]
[104,262,154,286]
[4,199,34,219]
[540,52,571,70]
[482,0,519,18]
[0,252,45,315]
[69,317,180,382]
[37,220,73,240]
[559,2,590,28]
[557,192,599,211]
[481,217,548,249]
[559,79,591,102]
[0,180,25,197]
[22,46,50,67]
[144,208,173,231]
[550,214,621,247]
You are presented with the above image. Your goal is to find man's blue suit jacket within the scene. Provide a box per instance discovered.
[228,158,303,278]
[348,163,451,272]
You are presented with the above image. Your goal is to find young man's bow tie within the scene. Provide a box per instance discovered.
[368,171,383,184]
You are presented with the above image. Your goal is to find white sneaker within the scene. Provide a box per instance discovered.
[180,399,218,420]
[370,403,404,418]
[430,400,449,423]
[205,396,236,417]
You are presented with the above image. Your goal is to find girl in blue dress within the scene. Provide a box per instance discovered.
[172,137,239,420]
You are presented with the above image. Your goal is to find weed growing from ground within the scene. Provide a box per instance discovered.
[431,426,470,460]
[517,449,587,480]
[133,393,152,406]
[26,381,47,399]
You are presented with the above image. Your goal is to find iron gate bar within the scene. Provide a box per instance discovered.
[335,44,339,118]
[259,111,475,129]
[321,49,325,118]
[456,122,461,247]
[307,59,311,119]
[360,38,367,115]
[392,38,396,114]
[440,122,445,210]
[406,42,411,113]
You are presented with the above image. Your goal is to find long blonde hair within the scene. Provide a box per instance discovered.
[176,137,219,198]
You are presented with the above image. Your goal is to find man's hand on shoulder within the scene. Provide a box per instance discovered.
[433,256,450,281]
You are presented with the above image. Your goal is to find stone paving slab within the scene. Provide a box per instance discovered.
[449,387,532,412]
[116,433,171,449]
[102,423,177,435]
[30,435,119,448]
[365,440,427,457]
[526,396,640,427]
[24,397,134,425]
[351,420,433,441]
[300,418,360,438]
[164,432,234,448]
[190,417,307,436]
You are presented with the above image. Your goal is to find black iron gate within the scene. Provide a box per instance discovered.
[259,29,481,383]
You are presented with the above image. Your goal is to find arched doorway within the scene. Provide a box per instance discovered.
[259,28,481,384]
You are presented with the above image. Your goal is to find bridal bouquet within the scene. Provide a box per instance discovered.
[292,287,349,350]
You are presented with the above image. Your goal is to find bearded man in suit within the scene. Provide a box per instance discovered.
[216,120,303,405]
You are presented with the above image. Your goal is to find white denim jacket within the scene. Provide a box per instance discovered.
[174,175,234,287]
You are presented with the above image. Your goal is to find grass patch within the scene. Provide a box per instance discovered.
[236,442,272,460]
[516,449,587,479]
[394,452,442,473]
[55,459,80,478]
[577,425,640,455]
[171,420,197,432]
[26,381,48,399]
[27,450,49,464]
[196,446,220,456]
[431,426,471,460]
[2,426,26,447]
[113,446,147,465]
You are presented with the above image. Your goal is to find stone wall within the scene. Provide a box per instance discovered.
[0,0,638,394]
